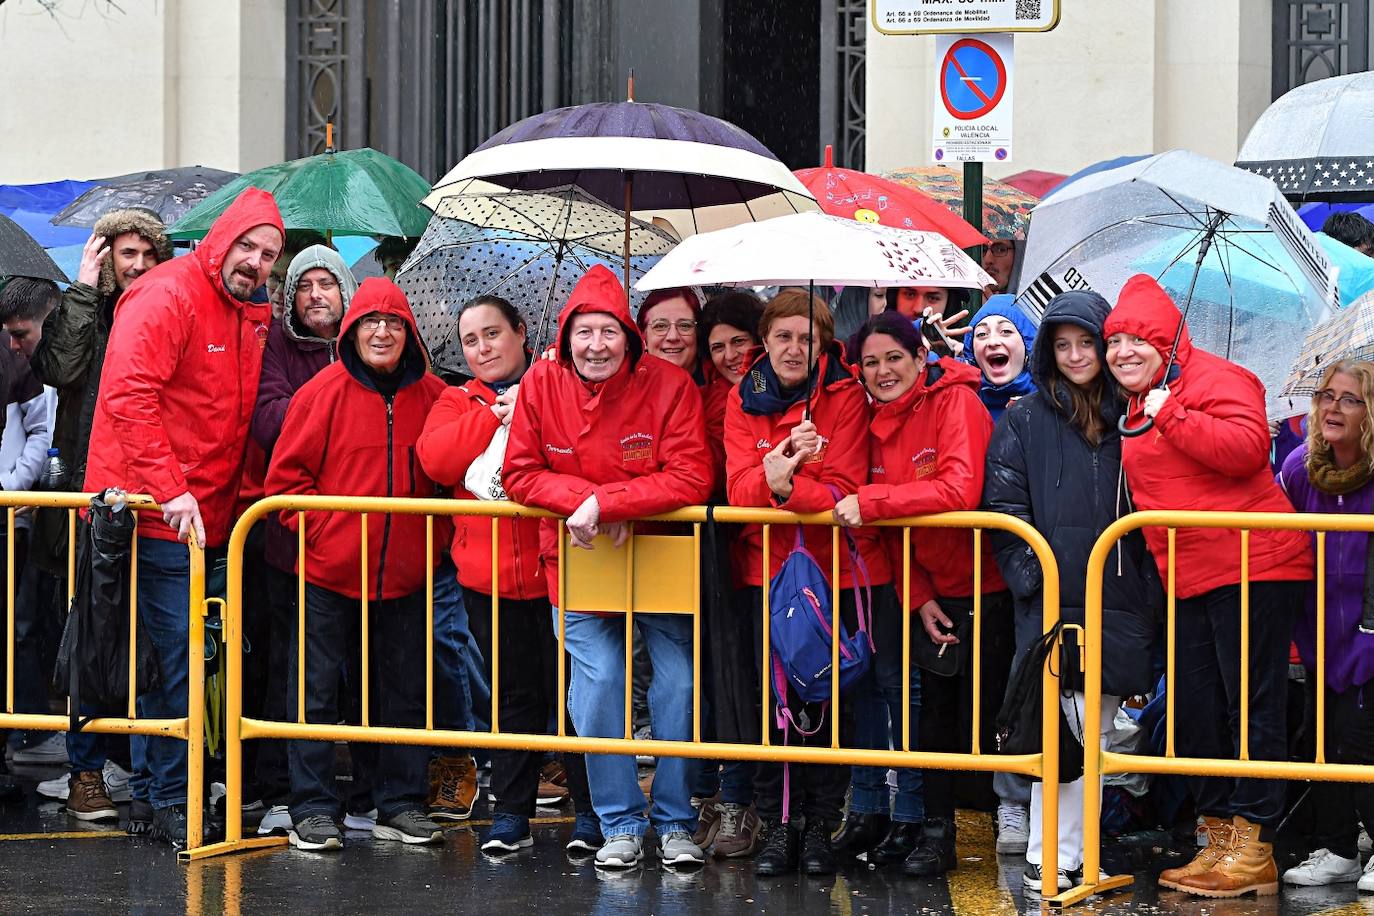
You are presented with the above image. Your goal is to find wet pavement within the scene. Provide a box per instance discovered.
[0,759,1369,915]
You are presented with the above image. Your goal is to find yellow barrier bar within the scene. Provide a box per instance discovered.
[971,527,982,756]
[425,516,434,732]
[359,513,369,728]
[624,525,635,741]
[1239,529,1250,762]
[692,521,701,744]
[901,526,911,752]
[1316,531,1326,764]
[830,526,840,750]
[556,520,566,738]
[128,526,138,719]
[761,523,771,747]
[297,513,306,724]
[1165,528,1176,758]
[185,535,207,851]
[4,508,11,714]
[490,516,500,736]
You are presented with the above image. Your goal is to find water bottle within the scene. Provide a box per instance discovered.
[38,448,69,491]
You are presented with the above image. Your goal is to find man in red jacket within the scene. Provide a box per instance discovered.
[503,265,713,870]
[266,277,448,853]
[82,188,282,846]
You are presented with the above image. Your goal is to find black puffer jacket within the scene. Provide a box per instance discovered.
[982,290,1160,696]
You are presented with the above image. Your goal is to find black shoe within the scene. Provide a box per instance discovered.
[151,804,189,848]
[754,819,799,876]
[902,816,957,877]
[126,799,154,836]
[871,821,923,865]
[830,811,889,860]
[801,819,837,875]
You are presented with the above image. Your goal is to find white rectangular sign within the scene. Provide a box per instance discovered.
[873,0,1059,34]
[931,33,1014,164]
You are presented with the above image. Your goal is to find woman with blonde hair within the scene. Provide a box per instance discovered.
[1277,359,1374,892]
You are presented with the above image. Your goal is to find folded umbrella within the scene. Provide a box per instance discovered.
[0,212,68,284]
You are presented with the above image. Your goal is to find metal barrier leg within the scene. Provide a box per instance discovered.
[185,541,206,850]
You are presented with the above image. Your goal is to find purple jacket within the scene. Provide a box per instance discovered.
[1278,445,1374,692]
[251,314,334,572]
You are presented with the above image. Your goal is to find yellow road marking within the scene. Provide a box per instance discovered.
[0,830,127,841]
[446,815,577,829]
[947,810,1016,916]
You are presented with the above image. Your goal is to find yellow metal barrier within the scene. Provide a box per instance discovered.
[0,491,209,850]
[188,494,1069,895]
[1057,509,1370,908]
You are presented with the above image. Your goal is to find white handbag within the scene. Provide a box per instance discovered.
[464,385,516,500]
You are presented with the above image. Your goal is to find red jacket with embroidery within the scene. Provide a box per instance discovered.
[266,278,448,600]
[724,352,892,589]
[502,265,713,606]
[417,379,544,600]
[1103,274,1312,599]
[858,357,1006,605]
[83,188,281,547]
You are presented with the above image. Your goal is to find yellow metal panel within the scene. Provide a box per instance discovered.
[562,533,698,614]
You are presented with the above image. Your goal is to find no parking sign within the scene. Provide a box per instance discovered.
[932,33,1014,164]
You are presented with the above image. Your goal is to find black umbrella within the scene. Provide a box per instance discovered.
[0,212,68,283]
[51,165,238,228]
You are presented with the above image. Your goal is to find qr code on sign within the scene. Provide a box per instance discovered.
[1016,0,1041,19]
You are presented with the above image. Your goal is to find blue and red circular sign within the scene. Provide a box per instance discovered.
[940,38,1007,120]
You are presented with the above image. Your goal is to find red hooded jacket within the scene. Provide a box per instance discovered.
[502,265,713,606]
[1102,275,1312,599]
[83,188,281,547]
[725,352,892,589]
[265,278,448,600]
[417,378,544,600]
[858,357,1006,604]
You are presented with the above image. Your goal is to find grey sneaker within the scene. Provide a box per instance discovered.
[659,830,706,867]
[373,809,444,845]
[995,803,1029,855]
[289,814,343,852]
[257,805,293,837]
[595,833,645,868]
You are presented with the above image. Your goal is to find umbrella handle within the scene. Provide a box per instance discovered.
[1118,414,1154,437]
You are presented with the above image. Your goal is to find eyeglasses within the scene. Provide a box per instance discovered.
[359,315,405,332]
[298,278,338,293]
[1317,390,1367,410]
[647,319,697,336]
[986,242,1015,256]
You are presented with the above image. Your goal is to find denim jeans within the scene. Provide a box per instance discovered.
[851,585,924,822]
[288,584,430,821]
[433,559,480,735]
[693,760,756,806]
[559,608,695,838]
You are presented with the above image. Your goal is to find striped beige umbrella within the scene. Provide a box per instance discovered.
[1279,288,1374,413]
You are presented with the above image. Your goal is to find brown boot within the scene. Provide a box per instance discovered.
[427,755,476,822]
[1158,816,1233,890]
[1175,816,1279,898]
[65,770,118,822]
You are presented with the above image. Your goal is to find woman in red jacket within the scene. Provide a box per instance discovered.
[1104,274,1312,899]
[416,295,597,856]
[724,289,895,877]
[831,311,1013,876]
[266,277,448,853]
[503,265,713,870]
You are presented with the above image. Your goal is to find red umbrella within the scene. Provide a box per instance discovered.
[1001,169,1066,199]
[793,146,989,249]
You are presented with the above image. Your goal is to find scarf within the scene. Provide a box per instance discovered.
[1307,446,1374,496]
[739,350,848,417]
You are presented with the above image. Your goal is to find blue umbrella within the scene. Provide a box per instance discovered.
[1297,201,1374,232]
[0,180,96,217]
[6,209,89,249]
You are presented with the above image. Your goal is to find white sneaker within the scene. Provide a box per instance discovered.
[258,805,293,836]
[1023,862,1072,892]
[102,760,132,803]
[633,725,655,766]
[11,732,68,765]
[36,773,69,800]
[1283,847,1362,886]
[1359,853,1374,892]
[1361,827,1372,856]
[344,808,378,831]
[996,803,1030,855]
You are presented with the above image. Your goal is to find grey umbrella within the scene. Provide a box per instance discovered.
[0,212,68,283]
[51,166,239,228]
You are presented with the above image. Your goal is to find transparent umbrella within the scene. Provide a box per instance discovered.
[1016,150,1340,424]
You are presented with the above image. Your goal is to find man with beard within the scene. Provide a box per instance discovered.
[83,188,283,846]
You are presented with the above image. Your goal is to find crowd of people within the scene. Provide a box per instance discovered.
[1,188,1374,902]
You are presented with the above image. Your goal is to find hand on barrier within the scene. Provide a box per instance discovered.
[162,491,206,546]
[917,599,959,647]
[832,493,864,527]
[77,233,111,287]
[600,521,630,547]
[566,494,601,549]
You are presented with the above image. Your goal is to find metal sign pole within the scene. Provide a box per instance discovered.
[964,161,985,308]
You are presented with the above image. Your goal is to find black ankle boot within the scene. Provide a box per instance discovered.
[830,811,890,860]
[754,819,799,876]
[801,819,837,875]
[872,820,923,865]
[902,816,957,877]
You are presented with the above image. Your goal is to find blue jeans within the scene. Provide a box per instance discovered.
[693,760,755,806]
[851,586,924,822]
[432,560,477,734]
[560,609,695,838]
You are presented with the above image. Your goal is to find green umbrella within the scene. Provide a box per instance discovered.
[167,148,431,240]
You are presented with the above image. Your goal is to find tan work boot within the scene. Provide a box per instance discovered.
[65,769,118,822]
[1158,815,1233,890]
[1175,816,1279,898]
[427,755,476,821]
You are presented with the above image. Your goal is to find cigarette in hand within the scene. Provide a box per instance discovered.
[937,643,948,658]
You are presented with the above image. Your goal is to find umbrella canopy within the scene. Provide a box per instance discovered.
[398,185,677,374]
[425,100,817,239]
[1297,201,1374,233]
[793,146,988,248]
[1001,169,1067,199]
[0,180,96,217]
[1282,288,1374,403]
[0,212,68,283]
[881,165,1039,240]
[635,211,994,291]
[53,166,238,228]
[1040,154,1150,202]
[1236,72,1374,201]
[1016,149,1338,418]
[168,149,430,240]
